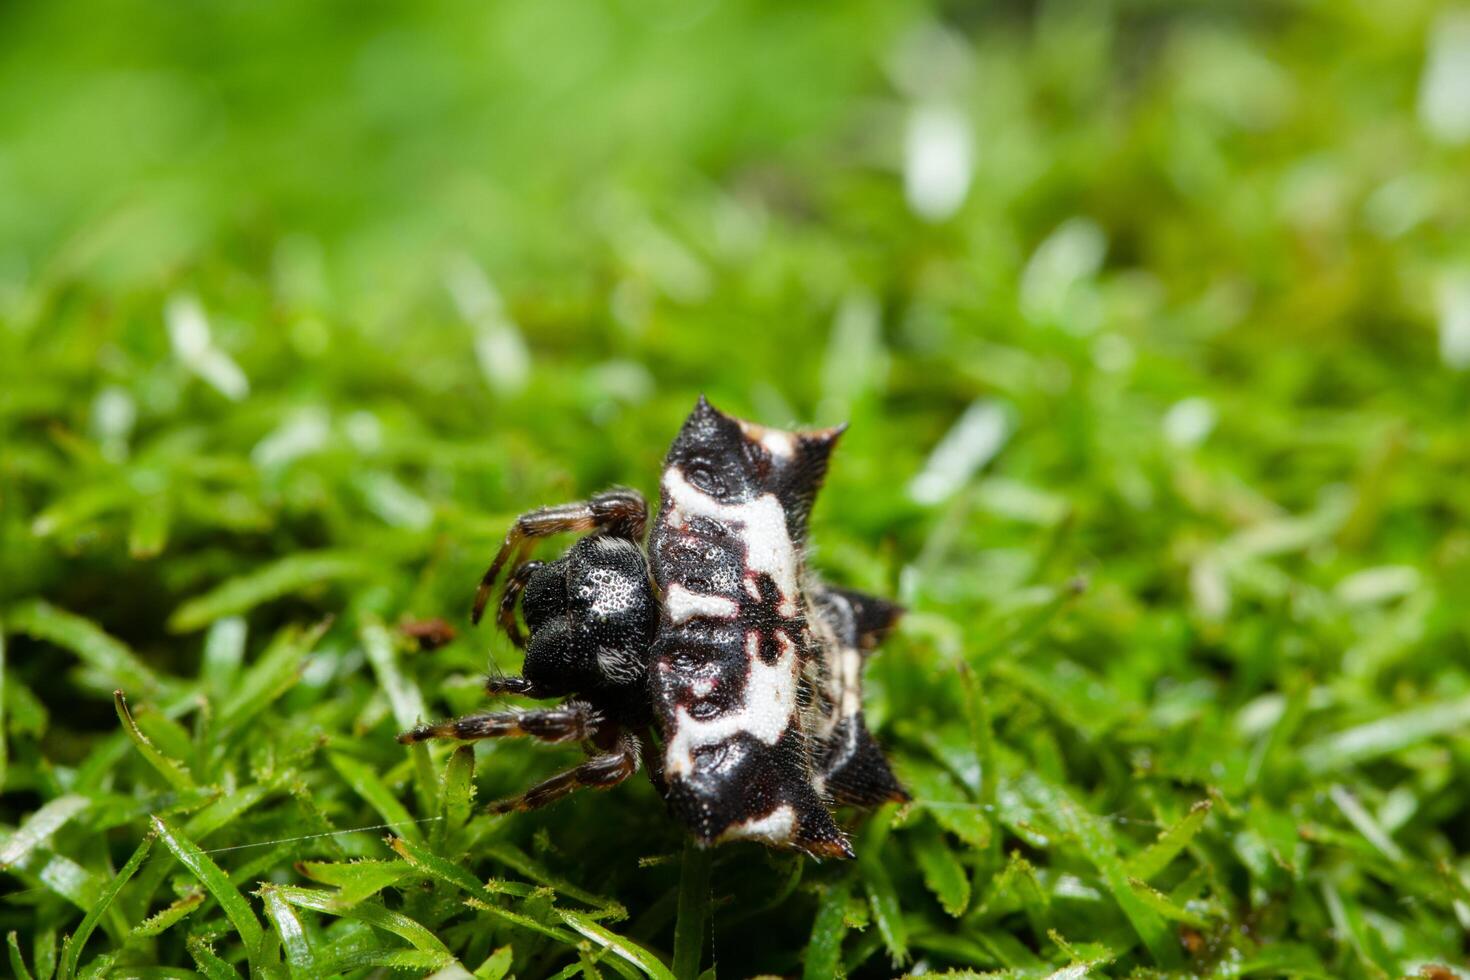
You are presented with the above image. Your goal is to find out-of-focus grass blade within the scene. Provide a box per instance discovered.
[29,483,132,539]
[328,752,421,843]
[131,891,205,937]
[858,808,908,967]
[201,617,247,699]
[672,841,710,980]
[803,880,850,980]
[128,495,170,558]
[5,600,162,696]
[114,691,195,792]
[8,931,35,980]
[1125,877,1209,928]
[168,550,377,632]
[150,815,265,969]
[1327,784,1404,864]
[58,833,152,980]
[0,794,89,869]
[860,856,908,967]
[362,620,437,813]
[557,910,675,980]
[1301,695,1470,773]
[0,842,102,912]
[1127,800,1211,881]
[0,628,7,793]
[216,621,326,735]
[909,824,969,916]
[185,935,241,980]
[299,858,417,906]
[440,745,476,839]
[361,620,425,730]
[483,842,623,916]
[259,884,317,979]
[1320,879,1395,975]
[273,885,454,967]
[474,946,514,979]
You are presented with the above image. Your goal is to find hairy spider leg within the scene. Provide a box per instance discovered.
[471,488,648,625]
[483,675,542,697]
[496,560,545,649]
[486,732,641,813]
[397,701,600,745]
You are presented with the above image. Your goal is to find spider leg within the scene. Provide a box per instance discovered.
[496,560,543,649]
[487,732,640,813]
[397,701,599,745]
[472,488,647,625]
[484,675,545,698]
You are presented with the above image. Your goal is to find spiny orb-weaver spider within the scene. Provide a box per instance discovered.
[400,397,906,858]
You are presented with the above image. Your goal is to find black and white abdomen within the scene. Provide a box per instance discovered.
[647,398,852,858]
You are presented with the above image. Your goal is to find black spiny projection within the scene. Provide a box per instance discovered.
[400,397,907,858]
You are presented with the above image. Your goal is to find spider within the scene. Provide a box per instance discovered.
[399,397,906,858]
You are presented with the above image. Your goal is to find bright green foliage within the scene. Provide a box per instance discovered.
[2,0,1469,977]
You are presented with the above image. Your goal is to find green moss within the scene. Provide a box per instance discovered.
[3,1,1469,976]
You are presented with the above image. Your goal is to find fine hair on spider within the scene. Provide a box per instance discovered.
[399,396,907,858]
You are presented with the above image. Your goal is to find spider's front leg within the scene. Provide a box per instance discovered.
[472,487,647,625]
[487,731,641,813]
[396,700,599,746]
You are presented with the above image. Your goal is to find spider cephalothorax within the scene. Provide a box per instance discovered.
[400,397,906,858]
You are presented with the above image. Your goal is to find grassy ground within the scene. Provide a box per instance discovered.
[3,0,1470,977]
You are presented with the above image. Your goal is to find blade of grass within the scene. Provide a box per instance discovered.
[1124,877,1209,928]
[557,909,675,980]
[0,794,89,869]
[1328,784,1405,864]
[216,621,327,735]
[8,932,35,980]
[114,691,195,792]
[672,841,710,980]
[298,859,418,905]
[201,617,247,699]
[361,620,426,730]
[483,842,623,915]
[1127,800,1211,881]
[131,891,205,938]
[437,744,476,848]
[0,628,7,793]
[328,752,421,843]
[1017,772,1176,967]
[859,808,908,967]
[909,823,970,917]
[168,551,377,632]
[259,884,317,979]
[185,935,241,980]
[803,879,850,980]
[57,833,153,980]
[273,884,453,966]
[1301,695,1470,773]
[462,896,581,944]
[150,815,265,970]
[5,600,162,696]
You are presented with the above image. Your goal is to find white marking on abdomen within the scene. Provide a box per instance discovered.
[718,804,796,845]
[664,629,800,779]
[662,468,800,617]
[665,584,738,624]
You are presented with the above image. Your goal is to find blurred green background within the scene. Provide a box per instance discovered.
[4,0,1470,977]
